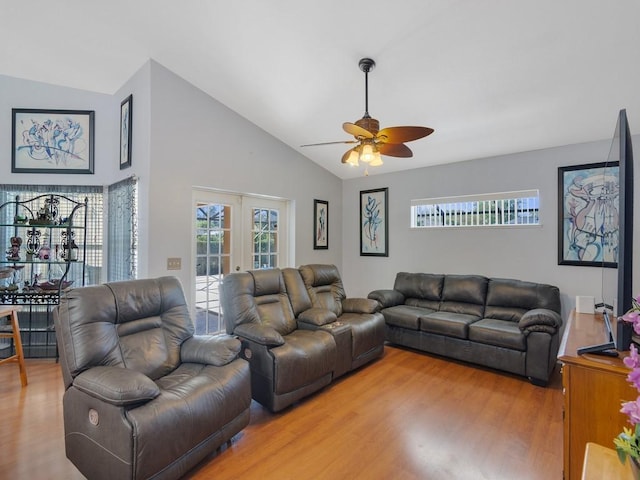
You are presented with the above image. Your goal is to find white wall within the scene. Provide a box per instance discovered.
[1,65,344,308]
[145,61,343,304]
[3,68,638,323]
[0,75,117,185]
[342,138,640,321]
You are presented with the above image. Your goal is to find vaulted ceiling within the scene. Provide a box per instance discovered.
[2,1,639,179]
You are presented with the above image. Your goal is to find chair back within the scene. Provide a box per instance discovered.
[54,276,193,388]
[299,264,346,316]
[221,268,297,336]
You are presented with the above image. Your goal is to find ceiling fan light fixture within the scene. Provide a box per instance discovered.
[368,152,383,167]
[360,142,375,163]
[346,149,360,167]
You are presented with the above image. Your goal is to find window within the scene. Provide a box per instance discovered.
[107,177,138,281]
[252,207,279,269]
[411,190,540,228]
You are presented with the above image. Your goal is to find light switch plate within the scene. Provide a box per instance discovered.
[167,257,181,270]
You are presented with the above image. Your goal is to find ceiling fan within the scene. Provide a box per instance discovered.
[301,57,434,174]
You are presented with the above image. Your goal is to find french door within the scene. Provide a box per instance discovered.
[192,190,290,334]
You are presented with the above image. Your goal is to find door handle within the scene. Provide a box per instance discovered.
[235,266,240,271]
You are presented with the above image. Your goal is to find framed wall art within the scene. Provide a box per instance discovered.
[360,187,388,256]
[120,94,133,169]
[313,199,328,249]
[12,108,95,174]
[558,161,619,267]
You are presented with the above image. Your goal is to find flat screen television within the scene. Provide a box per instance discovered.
[579,109,634,355]
[601,109,634,316]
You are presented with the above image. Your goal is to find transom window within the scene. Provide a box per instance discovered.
[411,190,540,228]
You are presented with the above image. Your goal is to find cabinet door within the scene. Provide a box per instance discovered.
[564,364,636,480]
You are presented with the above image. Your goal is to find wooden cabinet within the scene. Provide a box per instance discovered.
[558,310,637,480]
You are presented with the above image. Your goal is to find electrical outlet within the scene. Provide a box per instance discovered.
[167,257,181,270]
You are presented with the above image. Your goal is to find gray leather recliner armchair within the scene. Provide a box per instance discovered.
[54,276,251,480]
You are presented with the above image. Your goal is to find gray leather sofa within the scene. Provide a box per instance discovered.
[220,264,385,412]
[368,273,562,385]
[54,277,251,480]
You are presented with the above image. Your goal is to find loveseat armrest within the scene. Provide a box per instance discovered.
[298,308,338,326]
[234,323,285,346]
[368,289,405,308]
[73,366,160,407]
[181,335,241,366]
[342,297,380,314]
[519,308,563,335]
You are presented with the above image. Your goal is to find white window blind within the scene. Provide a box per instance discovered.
[411,190,540,228]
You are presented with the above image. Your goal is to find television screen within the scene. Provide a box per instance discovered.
[601,109,633,317]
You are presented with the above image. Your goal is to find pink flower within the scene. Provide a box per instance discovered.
[624,344,640,369]
[621,397,640,425]
[629,368,640,391]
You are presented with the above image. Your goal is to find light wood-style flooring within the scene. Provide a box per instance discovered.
[0,346,563,479]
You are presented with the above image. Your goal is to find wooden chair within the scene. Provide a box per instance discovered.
[0,306,28,386]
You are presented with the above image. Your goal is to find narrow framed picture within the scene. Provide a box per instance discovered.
[12,108,95,174]
[120,94,133,169]
[558,161,619,267]
[360,187,388,256]
[313,199,328,249]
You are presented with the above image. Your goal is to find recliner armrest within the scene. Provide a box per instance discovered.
[298,308,338,326]
[181,335,241,366]
[518,308,563,335]
[368,289,405,308]
[342,297,380,314]
[234,323,285,346]
[73,366,160,406]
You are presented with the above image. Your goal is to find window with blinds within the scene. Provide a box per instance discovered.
[411,190,540,228]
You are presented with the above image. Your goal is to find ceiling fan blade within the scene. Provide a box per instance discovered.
[300,140,358,147]
[378,143,413,158]
[377,126,434,144]
[343,122,374,139]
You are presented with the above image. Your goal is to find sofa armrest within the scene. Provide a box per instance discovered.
[519,308,563,335]
[234,323,285,346]
[181,335,241,366]
[73,366,160,406]
[298,308,337,326]
[342,297,380,314]
[368,289,405,308]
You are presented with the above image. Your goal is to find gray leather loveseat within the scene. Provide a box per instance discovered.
[220,264,385,412]
[54,277,251,480]
[368,273,562,385]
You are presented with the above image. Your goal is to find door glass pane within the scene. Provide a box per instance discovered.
[194,202,230,335]
[251,207,278,270]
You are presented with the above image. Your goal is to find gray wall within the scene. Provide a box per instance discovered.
[0,75,117,185]
[143,61,343,304]
[2,67,638,323]
[342,138,640,320]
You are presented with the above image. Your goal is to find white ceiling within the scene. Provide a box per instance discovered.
[2,0,639,179]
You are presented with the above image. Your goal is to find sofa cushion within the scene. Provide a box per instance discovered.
[419,311,480,339]
[299,264,346,317]
[271,329,336,394]
[339,312,386,358]
[393,272,443,302]
[468,318,526,351]
[439,275,488,318]
[485,278,561,321]
[382,305,432,330]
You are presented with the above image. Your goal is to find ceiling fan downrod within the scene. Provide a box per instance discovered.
[358,58,375,119]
